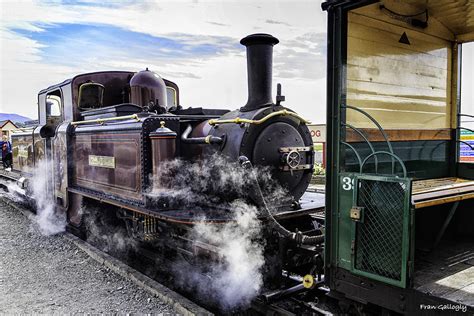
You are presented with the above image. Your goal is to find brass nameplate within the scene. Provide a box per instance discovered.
[88,155,115,169]
[18,147,29,158]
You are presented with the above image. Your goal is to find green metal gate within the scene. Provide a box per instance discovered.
[351,175,412,288]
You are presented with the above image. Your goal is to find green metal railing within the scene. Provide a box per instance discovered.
[341,105,403,176]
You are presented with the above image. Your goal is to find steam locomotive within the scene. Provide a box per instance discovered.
[9,33,324,291]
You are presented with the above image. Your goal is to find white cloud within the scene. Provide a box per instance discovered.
[0,0,327,121]
[0,28,75,117]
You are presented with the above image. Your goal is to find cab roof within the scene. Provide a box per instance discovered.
[323,0,474,43]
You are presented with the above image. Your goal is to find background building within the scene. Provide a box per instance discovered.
[0,120,19,139]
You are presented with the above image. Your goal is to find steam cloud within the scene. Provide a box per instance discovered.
[31,159,66,235]
[154,155,287,310]
[192,200,265,309]
[152,155,290,211]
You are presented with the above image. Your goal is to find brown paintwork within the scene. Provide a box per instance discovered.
[150,135,176,188]
[72,132,143,202]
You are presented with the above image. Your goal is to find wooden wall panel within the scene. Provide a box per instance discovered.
[346,8,453,130]
[345,128,451,142]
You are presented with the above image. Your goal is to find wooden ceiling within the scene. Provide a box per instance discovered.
[404,0,474,42]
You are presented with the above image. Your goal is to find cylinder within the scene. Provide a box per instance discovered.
[240,33,279,112]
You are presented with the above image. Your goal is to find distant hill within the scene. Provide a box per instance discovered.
[0,113,33,124]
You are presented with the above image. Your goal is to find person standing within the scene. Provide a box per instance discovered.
[2,135,12,170]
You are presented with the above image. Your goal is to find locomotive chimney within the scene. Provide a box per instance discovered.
[240,33,279,112]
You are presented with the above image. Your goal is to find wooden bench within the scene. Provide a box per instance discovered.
[412,177,474,209]
[412,177,474,248]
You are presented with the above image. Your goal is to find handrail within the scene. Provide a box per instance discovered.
[11,127,35,133]
[181,124,223,145]
[361,151,408,178]
[458,113,474,119]
[428,140,447,161]
[457,127,474,134]
[342,105,395,173]
[71,114,140,126]
[208,109,311,126]
[343,123,378,173]
[341,141,363,173]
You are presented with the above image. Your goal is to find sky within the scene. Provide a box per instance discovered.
[0,1,472,124]
[0,0,328,122]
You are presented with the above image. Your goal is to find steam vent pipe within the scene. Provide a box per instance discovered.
[240,33,279,112]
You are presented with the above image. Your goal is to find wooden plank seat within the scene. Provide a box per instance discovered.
[412,177,474,209]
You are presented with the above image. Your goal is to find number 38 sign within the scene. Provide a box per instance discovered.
[342,176,355,191]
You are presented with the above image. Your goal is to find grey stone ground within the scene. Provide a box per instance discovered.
[0,199,176,315]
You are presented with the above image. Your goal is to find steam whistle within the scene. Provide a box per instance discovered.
[276,83,285,106]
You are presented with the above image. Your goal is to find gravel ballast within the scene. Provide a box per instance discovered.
[0,198,175,314]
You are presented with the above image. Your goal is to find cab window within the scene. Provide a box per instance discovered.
[45,91,63,126]
[166,87,177,108]
[46,94,62,117]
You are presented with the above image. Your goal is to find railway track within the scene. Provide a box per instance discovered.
[0,173,337,315]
